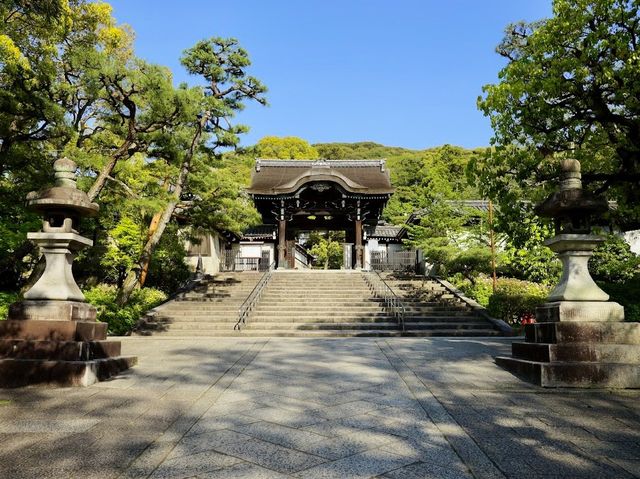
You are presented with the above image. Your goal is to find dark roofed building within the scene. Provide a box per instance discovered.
[248,159,395,269]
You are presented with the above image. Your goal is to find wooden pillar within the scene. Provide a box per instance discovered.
[355,219,363,269]
[277,219,286,269]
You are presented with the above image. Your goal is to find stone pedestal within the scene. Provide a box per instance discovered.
[496,322,640,388]
[24,233,92,301]
[535,301,625,323]
[0,316,137,387]
[496,234,634,388]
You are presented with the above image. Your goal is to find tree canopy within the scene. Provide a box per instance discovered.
[0,1,266,304]
[256,136,319,159]
[476,0,640,230]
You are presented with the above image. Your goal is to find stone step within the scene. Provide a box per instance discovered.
[253,304,386,311]
[245,316,398,323]
[243,322,401,331]
[512,342,640,364]
[153,329,502,338]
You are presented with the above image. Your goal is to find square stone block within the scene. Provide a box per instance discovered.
[0,320,107,341]
[0,356,137,388]
[536,301,624,322]
[0,339,121,360]
[495,356,640,388]
[525,322,640,345]
[8,300,97,322]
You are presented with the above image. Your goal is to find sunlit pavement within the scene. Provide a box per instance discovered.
[1,337,639,478]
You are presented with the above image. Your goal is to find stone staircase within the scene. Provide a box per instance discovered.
[380,273,504,336]
[135,270,506,337]
[135,272,262,336]
[240,271,397,336]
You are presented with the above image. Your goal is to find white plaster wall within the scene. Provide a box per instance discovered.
[185,232,221,275]
[623,230,640,254]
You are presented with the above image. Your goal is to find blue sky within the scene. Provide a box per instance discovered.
[107,1,551,150]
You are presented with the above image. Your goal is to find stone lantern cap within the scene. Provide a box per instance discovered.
[25,158,99,217]
[535,159,607,233]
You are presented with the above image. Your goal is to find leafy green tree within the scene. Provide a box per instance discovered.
[116,37,267,305]
[590,234,640,283]
[257,136,319,159]
[0,0,134,288]
[476,0,640,230]
[308,231,344,269]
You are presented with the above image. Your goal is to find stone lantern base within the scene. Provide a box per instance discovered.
[0,303,137,388]
[496,319,640,388]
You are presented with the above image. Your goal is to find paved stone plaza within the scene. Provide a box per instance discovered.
[1,337,639,478]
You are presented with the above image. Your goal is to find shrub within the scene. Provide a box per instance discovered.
[450,274,549,324]
[84,284,167,335]
[0,291,19,320]
[590,235,640,284]
[599,278,640,322]
[450,273,492,307]
[487,278,549,324]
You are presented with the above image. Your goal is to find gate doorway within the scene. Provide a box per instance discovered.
[302,230,345,270]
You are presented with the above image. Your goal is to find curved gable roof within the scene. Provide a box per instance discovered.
[247,159,394,196]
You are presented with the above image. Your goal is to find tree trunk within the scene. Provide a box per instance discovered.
[115,120,205,306]
[137,178,170,287]
[87,139,134,202]
[116,197,177,306]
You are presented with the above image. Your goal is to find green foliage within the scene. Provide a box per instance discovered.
[450,273,493,307]
[314,142,412,160]
[307,231,344,269]
[101,215,144,284]
[590,235,640,284]
[0,291,19,320]
[599,278,640,322]
[84,284,166,335]
[144,224,192,294]
[454,275,549,324]
[477,0,640,230]
[487,278,550,324]
[257,136,318,159]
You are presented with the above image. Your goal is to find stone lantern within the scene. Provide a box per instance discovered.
[11,158,99,321]
[533,159,623,322]
[496,159,639,388]
[0,159,136,387]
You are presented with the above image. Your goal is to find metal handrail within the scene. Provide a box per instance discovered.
[362,263,406,332]
[235,261,275,331]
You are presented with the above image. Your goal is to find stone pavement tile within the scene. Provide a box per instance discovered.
[607,458,640,478]
[296,448,415,479]
[380,437,467,470]
[196,461,293,478]
[335,413,389,430]
[295,429,399,461]
[303,419,379,438]
[212,437,327,474]
[149,449,243,479]
[523,445,636,479]
[245,406,327,428]
[367,404,430,423]
[230,390,324,413]
[0,417,101,433]
[232,421,327,449]
[168,429,253,460]
[203,400,266,417]
[380,461,473,479]
[312,387,387,407]
[186,414,259,435]
[316,400,390,420]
